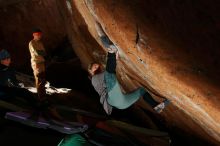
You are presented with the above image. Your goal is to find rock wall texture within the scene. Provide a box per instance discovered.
[57,0,220,145]
[0,0,220,145]
[0,0,66,71]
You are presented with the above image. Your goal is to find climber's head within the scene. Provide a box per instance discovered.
[88,62,104,77]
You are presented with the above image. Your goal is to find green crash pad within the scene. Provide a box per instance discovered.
[58,134,92,146]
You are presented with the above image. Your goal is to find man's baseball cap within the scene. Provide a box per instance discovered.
[32,28,42,33]
[0,49,10,60]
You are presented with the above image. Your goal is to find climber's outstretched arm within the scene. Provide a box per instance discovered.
[106,52,116,73]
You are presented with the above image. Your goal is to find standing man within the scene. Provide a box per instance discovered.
[29,28,47,103]
[28,28,63,120]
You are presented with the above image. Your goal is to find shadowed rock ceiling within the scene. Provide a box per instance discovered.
[0,0,220,145]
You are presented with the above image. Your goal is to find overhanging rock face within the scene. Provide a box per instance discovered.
[0,0,219,145]
[58,0,220,145]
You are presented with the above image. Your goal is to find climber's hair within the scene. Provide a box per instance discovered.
[88,62,104,79]
[88,62,97,71]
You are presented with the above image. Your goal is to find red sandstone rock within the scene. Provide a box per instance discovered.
[0,0,220,145]
[61,0,220,145]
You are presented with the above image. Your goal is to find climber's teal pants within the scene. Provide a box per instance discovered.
[104,71,146,109]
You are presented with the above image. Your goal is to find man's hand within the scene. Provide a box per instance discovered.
[7,79,23,88]
[18,83,25,88]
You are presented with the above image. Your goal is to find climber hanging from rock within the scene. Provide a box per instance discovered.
[88,22,170,115]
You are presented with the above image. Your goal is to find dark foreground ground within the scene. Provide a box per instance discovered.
[0,110,63,146]
[0,110,215,146]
